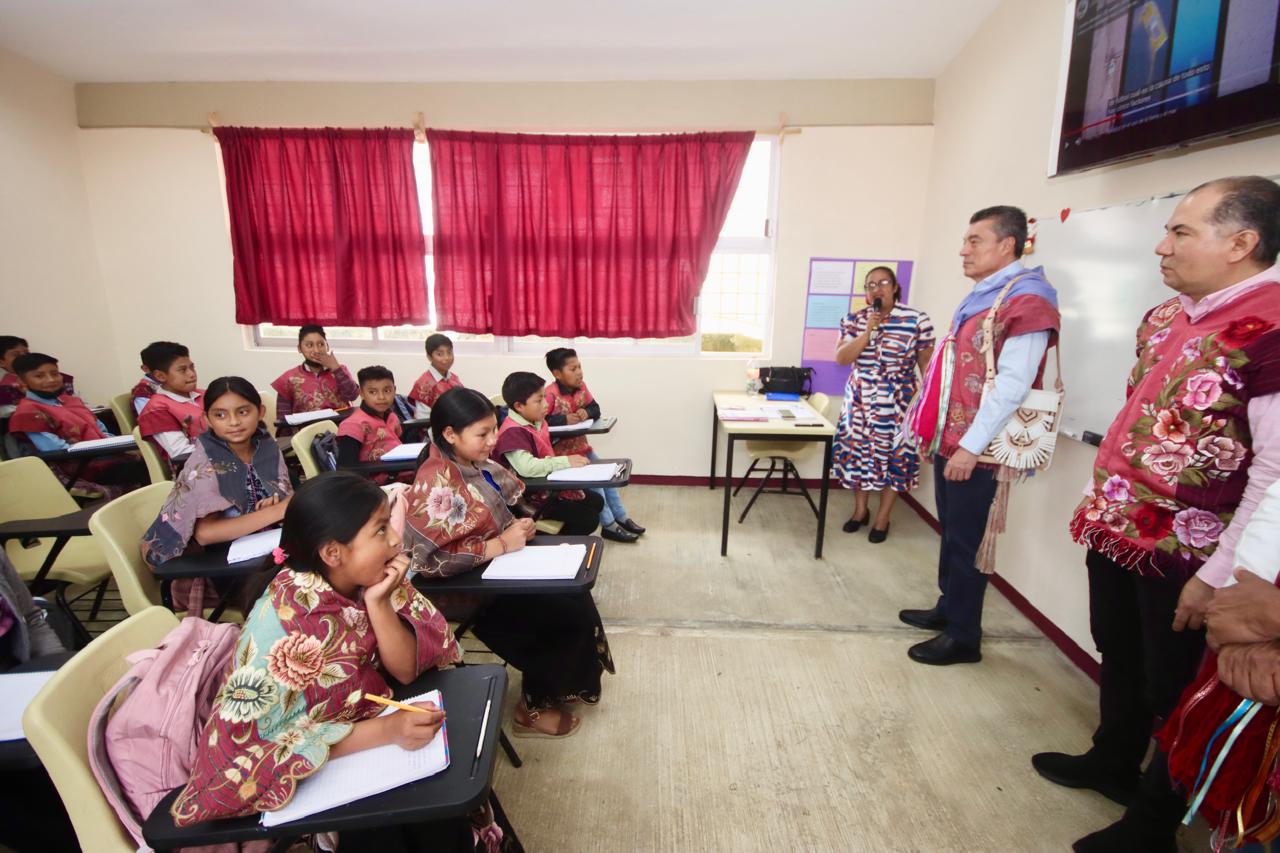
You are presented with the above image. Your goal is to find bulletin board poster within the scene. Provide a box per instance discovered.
[801,257,914,396]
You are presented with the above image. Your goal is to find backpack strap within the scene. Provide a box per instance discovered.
[979,272,1063,393]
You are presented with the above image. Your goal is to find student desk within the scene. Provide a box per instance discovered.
[37,437,139,491]
[151,544,272,622]
[709,392,836,559]
[0,506,99,645]
[521,458,632,491]
[141,664,510,851]
[546,415,617,441]
[341,453,423,478]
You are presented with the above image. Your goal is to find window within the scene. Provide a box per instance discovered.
[251,136,777,356]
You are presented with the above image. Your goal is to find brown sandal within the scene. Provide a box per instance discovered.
[511,700,580,739]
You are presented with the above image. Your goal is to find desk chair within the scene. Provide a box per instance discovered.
[735,392,831,524]
[23,606,179,853]
[131,427,172,484]
[291,420,339,480]
[260,395,279,438]
[0,457,112,632]
[110,393,138,434]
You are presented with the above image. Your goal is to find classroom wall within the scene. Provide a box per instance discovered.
[0,48,117,404]
[911,0,1280,655]
[75,122,933,479]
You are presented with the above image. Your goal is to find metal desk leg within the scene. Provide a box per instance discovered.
[709,406,719,489]
[721,436,734,556]
[816,437,833,559]
[499,730,524,768]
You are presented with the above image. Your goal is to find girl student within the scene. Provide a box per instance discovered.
[170,472,502,850]
[141,376,292,608]
[402,387,614,739]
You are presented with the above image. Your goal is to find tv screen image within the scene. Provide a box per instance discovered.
[1055,0,1280,174]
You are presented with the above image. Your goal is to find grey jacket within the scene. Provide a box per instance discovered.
[0,551,66,665]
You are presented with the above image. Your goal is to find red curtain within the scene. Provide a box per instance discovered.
[427,130,754,338]
[215,127,428,326]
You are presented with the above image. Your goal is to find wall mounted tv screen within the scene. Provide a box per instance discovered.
[1055,0,1280,175]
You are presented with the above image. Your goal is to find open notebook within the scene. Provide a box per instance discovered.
[481,543,586,580]
[0,670,56,741]
[67,435,136,453]
[548,419,593,434]
[545,462,621,483]
[262,689,448,827]
[226,528,282,564]
[284,408,340,426]
[378,442,426,463]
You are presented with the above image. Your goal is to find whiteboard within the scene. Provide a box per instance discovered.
[1032,194,1183,441]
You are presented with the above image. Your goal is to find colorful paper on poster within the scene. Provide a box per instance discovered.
[805,295,848,329]
[802,328,839,362]
[807,259,856,295]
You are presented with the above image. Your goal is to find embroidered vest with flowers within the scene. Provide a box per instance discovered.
[137,391,208,441]
[544,380,595,455]
[1070,284,1280,578]
[409,370,463,410]
[10,393,107,443]
[936,294,1061,460]
[337,407,403,462]
[270,365,348,411]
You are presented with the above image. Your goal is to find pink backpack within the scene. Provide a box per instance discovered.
[86,616,241,850]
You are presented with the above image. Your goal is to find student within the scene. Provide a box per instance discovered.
[336,365,404,467]
[404,387,614,738]
[408,332,464,419]
[0,335,74,417]
[270,325,359,432]
[168,471,501,849]
[130,341,179,414]
[544,347,645,541]
[141,377,291,610]
[494,371,604,536]
[135,341,206,464]
[8,352,143,497]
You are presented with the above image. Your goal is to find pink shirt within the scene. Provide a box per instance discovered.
[1192,265,1280,587]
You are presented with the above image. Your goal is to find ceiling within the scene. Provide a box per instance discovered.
[0,0,1001,83]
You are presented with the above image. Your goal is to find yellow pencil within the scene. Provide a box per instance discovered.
[364,693,432,714]
[588,542,597,566]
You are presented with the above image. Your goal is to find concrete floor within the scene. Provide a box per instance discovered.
[484,484,1166,853]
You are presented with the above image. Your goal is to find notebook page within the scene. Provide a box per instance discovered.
[548,419,594,434]
[378,442,426,462]
[0,670,56,741]
[262,689,448,826]
[481,543,586,580]
[67,435,136,452]
[545,463,619,483]
[284,408,339,426]
[226,528,282,564]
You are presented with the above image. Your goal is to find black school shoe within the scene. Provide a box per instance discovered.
[601,523,640,543]
[842,512,870,533]
[618,518,646,535]
[1030,751,1140,807]
[907,634,981,666]
[868,523,890,543]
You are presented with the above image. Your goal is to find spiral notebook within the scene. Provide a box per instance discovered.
[261,689,448,826]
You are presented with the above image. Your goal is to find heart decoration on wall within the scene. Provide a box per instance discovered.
[1060,208,1071,223]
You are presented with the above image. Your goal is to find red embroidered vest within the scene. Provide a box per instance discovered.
[544,380,594,455]
[409,370,463,409]
[337,408,403,462]
[270,365,347,411]
[1070,283,1280,578]
[137,391,208,440]
[936,294,1061,459]
[10,393,106,443]
[494,416,582,503]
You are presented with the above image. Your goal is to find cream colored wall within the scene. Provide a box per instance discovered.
[0,48,116,404]
[75,123,933,479]
[913,0,1280,655]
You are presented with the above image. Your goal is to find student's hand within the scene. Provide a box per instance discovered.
[1218,641,1280,705]
[565,411,583,424]
[1206,569,1280,650]
[568,455,589,468]
[511,517,536,541]
[499,524,529,553]
[1173,575,1215,632]
[365,553,410,608]
[866,310,883,332]
[576,408,589,420]
[943,448,978,482]
[255,494,284,511]
[382,703,446,750]
[315,348,341,372]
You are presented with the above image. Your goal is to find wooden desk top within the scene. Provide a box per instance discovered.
[712,391,836,437]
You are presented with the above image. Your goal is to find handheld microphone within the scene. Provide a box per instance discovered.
[871,297,883,341]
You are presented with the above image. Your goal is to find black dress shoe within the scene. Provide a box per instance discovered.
[842,512,870,533]
[1031,751,1140,806]
[907,634,981,666]
[601,523,640,543]
[898,607,947,630]
[618,518,646,535]
[868,523,890,543]
[1071,817,1177,853]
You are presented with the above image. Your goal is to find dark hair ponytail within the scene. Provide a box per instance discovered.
[280,471,387,576]
[430,387,497,454]
[204,376,263,412]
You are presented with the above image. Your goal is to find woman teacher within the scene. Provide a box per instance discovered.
[833,266,935,542]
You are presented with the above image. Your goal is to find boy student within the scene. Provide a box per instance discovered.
[0,335,74,417]
[270,325,359,432]
[408,333,464,419]
[495,371,617,539]
[135,342,207,463]
[8,353,143,495]
[130,341,173,414]
[545,347,645,540]
[336,365,405,467]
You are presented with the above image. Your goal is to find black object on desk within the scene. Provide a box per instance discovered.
[520,458,631,492]
[151,544,274,622]
[141,664,509,851]
[0,507,100,644]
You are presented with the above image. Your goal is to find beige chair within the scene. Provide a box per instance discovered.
[490,394,506,408]
[131,426,172,484]
[260,394,279,438]
[110,392,138,434]
[23,606,180,853]
[735,392,832,524]
[291,419,339,480]
[0,457,112,618]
